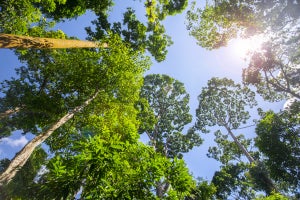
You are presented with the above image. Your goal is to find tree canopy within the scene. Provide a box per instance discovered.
[0,0,299,199]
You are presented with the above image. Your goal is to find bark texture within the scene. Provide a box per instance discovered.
[0,34,108,49]
[0,91,99,185]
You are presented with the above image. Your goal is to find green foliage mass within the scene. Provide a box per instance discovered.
[85,8,173,62]
[255,102,300,194]
[0,148,47,199]
[195,77,257,132]
[139,74,202,159]
[0,34,150,139]
[35,113,195,199]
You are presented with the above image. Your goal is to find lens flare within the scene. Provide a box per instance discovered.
[231,35,266,58]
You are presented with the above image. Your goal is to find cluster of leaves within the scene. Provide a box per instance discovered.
[255,102,300,195]
[85,8,173,62]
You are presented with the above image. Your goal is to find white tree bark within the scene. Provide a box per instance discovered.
[0,91,99,185]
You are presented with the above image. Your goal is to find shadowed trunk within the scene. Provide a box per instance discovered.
[0,34,108,49]
[0,107,20,119]
[0,91,99,185]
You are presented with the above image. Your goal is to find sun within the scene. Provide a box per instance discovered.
[230,35,266,58]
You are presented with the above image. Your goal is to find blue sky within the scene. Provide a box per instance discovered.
[0,1,284,180]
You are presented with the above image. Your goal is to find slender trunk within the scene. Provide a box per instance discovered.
[0,34,108,49]
[225,126,255,163]
[0,107,20,119]
[0,91,99,185]
[225,127,277,193]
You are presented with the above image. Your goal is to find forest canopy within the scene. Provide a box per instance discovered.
[0,0,299,199]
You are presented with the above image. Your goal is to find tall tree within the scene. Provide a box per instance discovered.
[138,74,202,197]
[195,77,257,163]
[194,77,277,195]
[0,34,150,184]
[0,90,99,185]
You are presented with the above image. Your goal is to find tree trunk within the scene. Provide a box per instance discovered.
[0,107,20,119]
[225,126,255,163]
[225,126,277,193]
[0,34,108,49]
[0,91,99,185]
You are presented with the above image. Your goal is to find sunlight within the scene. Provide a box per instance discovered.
[231,35,266,58]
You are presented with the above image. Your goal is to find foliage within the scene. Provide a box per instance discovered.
[185,179,216,200]
[212,163,256,200]
[186,0,300,103]
[35,114,195,199]
[139,74,202,159]
[195,77,257,133]
[145,0,188,22]
[207,130,256,165]
[186,0,300,49]
[40,0,113,20]
[0,0,113,34]
[0,0,44,34]
[186,0,259,49]
[255,192,289,200]
[86,8,173,62]
[255,102,300,194]
[0,147,47,199]
[0,34,150,139]
[243,41,300,102]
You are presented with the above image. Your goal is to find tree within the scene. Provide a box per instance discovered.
[255,102,300,196]
[194,77,277,196]
[186,0,260,49]
[0,33,108,49]
[145,0,188,21]
[139,74,202,159]
[0,0,113,34]
[0,34,150,184]
[0,0,44,34]
[138,74,202,197]
[39,0,113,20]
[0,91,99,185]
[195,77,257,163]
